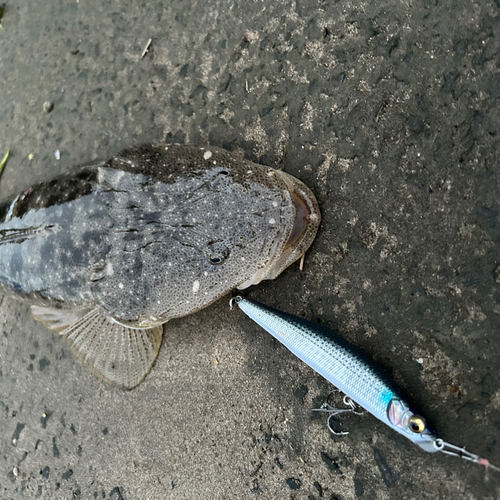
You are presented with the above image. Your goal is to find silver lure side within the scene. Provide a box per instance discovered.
[231,296,499,472]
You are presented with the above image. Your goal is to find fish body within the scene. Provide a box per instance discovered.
[0,144,320,387]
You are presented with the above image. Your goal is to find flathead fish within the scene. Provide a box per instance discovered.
[0,144,320,388]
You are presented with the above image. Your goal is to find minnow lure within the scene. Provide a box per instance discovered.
[231,296,499,471]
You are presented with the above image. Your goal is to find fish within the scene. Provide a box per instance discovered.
[0,144,320,388]
[231,296,500,472]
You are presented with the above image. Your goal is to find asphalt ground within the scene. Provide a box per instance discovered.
[1,1,500,498]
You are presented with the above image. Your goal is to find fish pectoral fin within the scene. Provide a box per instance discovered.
[55,308,162,389]
[32,305,163,388]
[31,305,90,332]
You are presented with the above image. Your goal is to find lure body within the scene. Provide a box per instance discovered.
[234,297,440,452]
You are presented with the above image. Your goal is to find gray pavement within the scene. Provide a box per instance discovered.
[1,1,500,498]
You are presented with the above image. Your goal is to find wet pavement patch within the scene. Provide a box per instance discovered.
[285,477,302,490]
[52,437,60,458]
[293,384,308,402]
[39,357,50,371]
[62,469,73,480]
[354,476,364,497]
[109,486,125,499]
[373,448,397,488]
[313,481,323,496]
[11,423,25,445]
[320,452,343,474]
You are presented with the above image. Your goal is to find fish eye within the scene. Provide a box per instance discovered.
[207,242,230,265]
[219,170,229,175]
[408,415,426,433]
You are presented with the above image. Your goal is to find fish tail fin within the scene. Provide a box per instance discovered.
[31,305,163,389]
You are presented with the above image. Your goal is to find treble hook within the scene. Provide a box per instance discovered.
[312,390,363,436]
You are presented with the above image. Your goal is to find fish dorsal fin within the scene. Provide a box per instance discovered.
[31,306,163,389]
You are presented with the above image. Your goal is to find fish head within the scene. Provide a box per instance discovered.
[236,167,321,289]
[91,144,321,325]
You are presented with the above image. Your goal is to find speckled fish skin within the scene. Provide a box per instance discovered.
[0,144,320,388]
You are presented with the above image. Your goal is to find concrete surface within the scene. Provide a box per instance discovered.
[1,0,500,498]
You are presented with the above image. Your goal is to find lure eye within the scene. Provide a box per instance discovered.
[408,415,426,433]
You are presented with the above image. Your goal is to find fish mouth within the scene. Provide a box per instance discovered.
[237,172,320,289]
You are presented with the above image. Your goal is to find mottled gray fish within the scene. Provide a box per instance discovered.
[0,144,320,388]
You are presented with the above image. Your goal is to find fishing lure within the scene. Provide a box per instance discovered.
[230,296,499,471]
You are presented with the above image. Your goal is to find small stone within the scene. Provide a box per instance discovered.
[243,30,259,43]
[54,150,60,160]
[13,467,19,477]
[43,101,54,113]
